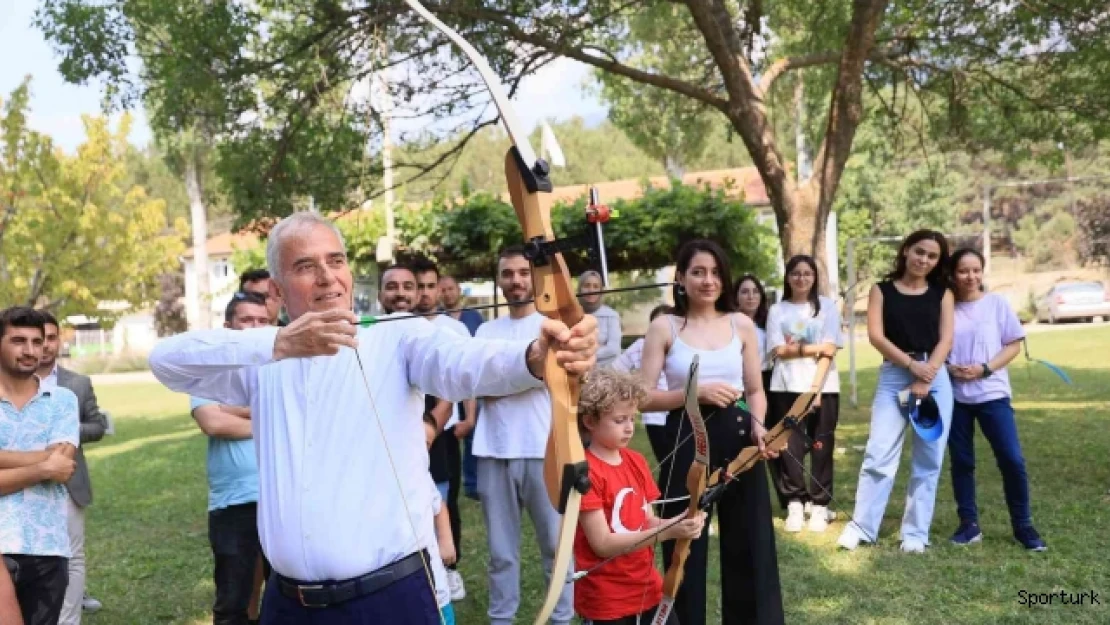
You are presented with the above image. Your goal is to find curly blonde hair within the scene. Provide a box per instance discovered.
[579,367,648,426]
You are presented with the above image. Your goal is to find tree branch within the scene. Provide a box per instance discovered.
[439,5,728,110]
[810,0,891,217]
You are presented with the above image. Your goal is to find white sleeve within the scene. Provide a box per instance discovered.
[612,339,643,373]
[402,321,544,402]
[822,296,843,346]
[766,304,785,349]
[148,327,277,405]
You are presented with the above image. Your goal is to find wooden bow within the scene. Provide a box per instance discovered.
[701,353,835,508]
[651,355,709,624]
[400,3,590,623]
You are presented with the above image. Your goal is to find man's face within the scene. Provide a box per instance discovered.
[243,277,283,324]
[273,224,353,321]
[438,276,461,308]
[225,303,272,331]
[0,326,44,379]
[497,254,533,305]
[41,323,60,370]
[414,270,439,314]
[379,267,416,314]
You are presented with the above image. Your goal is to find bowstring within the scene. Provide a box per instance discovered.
[352,349,447,625]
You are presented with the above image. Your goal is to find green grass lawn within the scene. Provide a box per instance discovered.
[82,326,1110,624]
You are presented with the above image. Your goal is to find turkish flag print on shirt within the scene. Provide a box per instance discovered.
[573,447,664,621]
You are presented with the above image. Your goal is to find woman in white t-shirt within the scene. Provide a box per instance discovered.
[765,255,842,534]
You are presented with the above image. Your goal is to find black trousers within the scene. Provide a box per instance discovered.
[443,428,463,568]
[210,502,270,625]
[7,554,68,625]
[656,402,784,625]
[766,392,840,508]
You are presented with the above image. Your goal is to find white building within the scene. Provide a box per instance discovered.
[182,231,261,329]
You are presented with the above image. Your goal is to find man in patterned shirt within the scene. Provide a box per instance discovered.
[0,307,80,625]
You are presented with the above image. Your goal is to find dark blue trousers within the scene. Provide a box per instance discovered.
[948,397,1033,529]
[260,568,440,625]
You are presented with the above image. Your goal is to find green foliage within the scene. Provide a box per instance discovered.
[393,179,776,282]
[1012,211,1077,270]
[0,78,185,320]
[1075,197,1110,266]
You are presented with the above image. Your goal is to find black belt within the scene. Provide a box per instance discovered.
[276,549,429,608]
[887,351,930,364]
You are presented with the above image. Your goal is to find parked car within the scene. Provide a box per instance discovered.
[1035,281,1110,323]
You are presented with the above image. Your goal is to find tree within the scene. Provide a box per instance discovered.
[0,78,184,320]
[36,1,1110,284]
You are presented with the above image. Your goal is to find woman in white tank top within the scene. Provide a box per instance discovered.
[638,240,785,625]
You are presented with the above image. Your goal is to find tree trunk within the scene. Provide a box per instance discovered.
[185,149,211,330]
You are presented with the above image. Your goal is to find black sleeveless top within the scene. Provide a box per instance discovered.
[879,280,944,353]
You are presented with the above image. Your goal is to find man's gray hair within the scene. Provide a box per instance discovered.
[266,212,347,284]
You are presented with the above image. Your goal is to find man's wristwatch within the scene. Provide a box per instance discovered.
[980,363,993,378]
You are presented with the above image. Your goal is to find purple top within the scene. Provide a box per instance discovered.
[950,293,1025,404]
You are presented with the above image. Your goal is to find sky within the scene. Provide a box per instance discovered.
[0,2,608,154]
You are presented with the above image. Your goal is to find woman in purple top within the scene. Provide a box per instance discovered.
[945,248,1046,551]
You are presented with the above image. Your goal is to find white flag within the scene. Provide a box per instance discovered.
[540,121,566,168]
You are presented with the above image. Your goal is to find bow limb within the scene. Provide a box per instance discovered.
[508,153,591,625]
[399,2,589,622]
[652,356,709,624]
[702,354,835,508]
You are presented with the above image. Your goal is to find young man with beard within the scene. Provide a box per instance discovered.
[190,292,272,625]
[0,307,80,625]
[150,213,598,623]
[474,247,574,625]
[36,312,109,624]
[410,258,475,603]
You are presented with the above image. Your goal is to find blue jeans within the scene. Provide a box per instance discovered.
[848,363,953,544]
[948,397,1033,529]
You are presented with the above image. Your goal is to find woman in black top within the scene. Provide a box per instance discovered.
[836,230,955,554]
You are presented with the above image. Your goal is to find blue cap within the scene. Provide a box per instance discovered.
[905,393,944,442]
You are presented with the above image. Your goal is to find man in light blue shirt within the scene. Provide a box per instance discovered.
[0,307,80,625]
[190,292,272,625]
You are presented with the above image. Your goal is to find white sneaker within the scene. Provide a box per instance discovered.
[808,505,830,533]
[837,526,861,550]
[901,539,926,554]
[447,569,466,601]
[784,501,805,533]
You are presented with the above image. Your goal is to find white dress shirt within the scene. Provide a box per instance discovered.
[472,313,552,459]
[148,315,543,582]
[431,314,472,429]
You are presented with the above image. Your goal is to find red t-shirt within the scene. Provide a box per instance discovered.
[573,447,663,620]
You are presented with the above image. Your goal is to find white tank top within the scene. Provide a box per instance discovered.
[662,314,745,392]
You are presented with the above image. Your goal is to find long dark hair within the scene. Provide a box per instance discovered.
[672,239,737,317]
[885,229,950,287]
[735,274,768,329]
[949,247,986,296]
[782,255,822,317]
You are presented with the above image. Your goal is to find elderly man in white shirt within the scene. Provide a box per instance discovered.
[149,212,598,625]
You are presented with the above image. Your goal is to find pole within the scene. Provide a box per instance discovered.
[982,186,992,277]
[846,239,858,407]
[589,188,610,288]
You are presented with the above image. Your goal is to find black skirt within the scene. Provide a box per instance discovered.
[654,400,785,625]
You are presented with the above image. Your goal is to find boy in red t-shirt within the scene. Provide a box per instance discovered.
[573,368,705,624]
